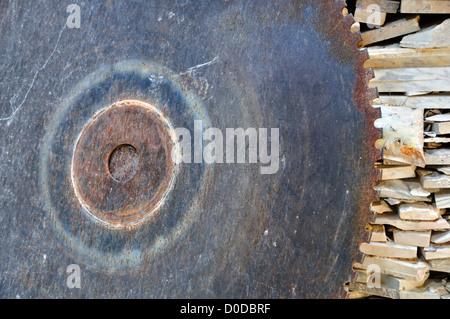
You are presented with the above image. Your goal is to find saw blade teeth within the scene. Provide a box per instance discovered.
[338,0,383,298]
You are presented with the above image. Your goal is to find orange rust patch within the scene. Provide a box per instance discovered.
[400,145,426,167]
[400,145,417,157]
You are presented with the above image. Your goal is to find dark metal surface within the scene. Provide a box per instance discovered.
[71,100,177,228]
[0,0,379,298]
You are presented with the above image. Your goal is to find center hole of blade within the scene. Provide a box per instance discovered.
[108,144,140,183]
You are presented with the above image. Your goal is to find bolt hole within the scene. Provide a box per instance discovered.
[108,144,140,183]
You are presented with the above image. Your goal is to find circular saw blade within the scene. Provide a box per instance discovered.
[0,0,378,298]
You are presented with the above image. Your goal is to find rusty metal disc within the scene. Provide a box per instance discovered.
[0,0,378,298]
[71,100,177,228]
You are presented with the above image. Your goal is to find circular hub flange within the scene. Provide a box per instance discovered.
[71,100,177,229]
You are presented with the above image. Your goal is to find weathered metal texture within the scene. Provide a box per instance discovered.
[71,100,177,228]
[0,0,379,298]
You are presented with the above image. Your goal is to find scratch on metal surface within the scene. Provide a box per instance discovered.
[180,56,219,75]
[0,25,66,126]
[178,56,219,100]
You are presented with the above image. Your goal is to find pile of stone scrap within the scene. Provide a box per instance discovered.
[344,0,450,299]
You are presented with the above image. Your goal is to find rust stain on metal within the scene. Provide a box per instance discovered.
[71,100,177,229]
